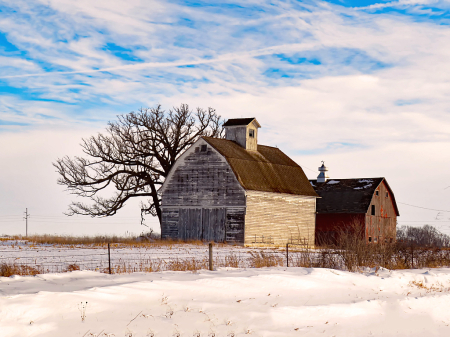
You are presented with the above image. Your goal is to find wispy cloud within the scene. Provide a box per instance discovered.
[1,0,450,233]
[0,0,449,132]
[0,43,321,79]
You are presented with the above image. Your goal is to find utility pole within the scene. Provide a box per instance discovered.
[23,208,30,237]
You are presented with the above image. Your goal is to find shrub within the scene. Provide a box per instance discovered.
[397,225,450,248]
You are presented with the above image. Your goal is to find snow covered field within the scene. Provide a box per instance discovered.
[0,239,286,273]
[2,267,450,337]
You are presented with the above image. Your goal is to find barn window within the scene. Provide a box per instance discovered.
[386,192,389,198]
[249,129,255,138]
[374,237,378,243]
[371,205,375,215]
[368,236,372,243]
[375,191,379,196]
[201,145,207,152]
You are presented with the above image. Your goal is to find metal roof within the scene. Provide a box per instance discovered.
[309,178,400,215]
[223,118,260,127]
[203,137,318,197]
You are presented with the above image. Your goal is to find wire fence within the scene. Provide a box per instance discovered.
[0,244,292,275]
[6,241,448,276]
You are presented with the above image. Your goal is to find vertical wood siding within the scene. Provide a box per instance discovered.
[245,123,258,151]
[161,141,246,243]
[161,209,179,239]
[365,181,397,243]
[226,207,245,243]
[224,122,258,151]
[244,191,316,247]
[224,127,247,149]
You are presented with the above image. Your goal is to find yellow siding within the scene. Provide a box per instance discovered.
[244,191,316,247]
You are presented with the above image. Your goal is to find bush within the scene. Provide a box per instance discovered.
[397,225,450,248]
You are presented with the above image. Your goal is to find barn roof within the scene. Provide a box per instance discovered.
[223,118,260,127]
[203,137,318,197]
[309,178,400,215]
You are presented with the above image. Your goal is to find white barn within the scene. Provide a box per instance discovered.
[160,118,318,246]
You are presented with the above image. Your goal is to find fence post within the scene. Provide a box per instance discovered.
[108,243,112,274]
[286,243,289,267]
[209,243,213,271]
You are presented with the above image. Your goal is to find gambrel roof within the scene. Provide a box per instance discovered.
[309,178,400,215]
[203,137,318,197]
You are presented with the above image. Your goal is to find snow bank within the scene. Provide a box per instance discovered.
[2,267,450,336]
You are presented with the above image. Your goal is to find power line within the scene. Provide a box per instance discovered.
[31,215,140,219]
[301,165,317,174]
[0,215,142,219]
[398,220,450,223]
[398,202,450,213]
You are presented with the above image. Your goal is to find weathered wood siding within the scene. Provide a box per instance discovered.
[365,181,397,243]
[224,121,258,151]
[225,207,246,243]
[245,122,258,151]
[174,208,226,241]
[161,139,246,243]
[244,191,316,247]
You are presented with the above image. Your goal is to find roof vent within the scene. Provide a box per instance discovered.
[317,161,329,183]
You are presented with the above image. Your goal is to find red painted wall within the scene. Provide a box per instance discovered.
[315,213,365,246]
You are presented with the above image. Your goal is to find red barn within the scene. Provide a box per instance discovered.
[309,164,399,245]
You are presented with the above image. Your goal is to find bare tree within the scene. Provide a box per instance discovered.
[397,225,450,248]
[54,104,222,227]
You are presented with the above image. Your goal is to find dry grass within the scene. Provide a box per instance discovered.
[247,251,284,268]
[221,253,242,268]
[8,234,222,249]
[65,264,81,272]
[113,258,165,273]
[409,280,450,293]
[112,257,209,273]
[0,263,42,277]
[289,249,341,269]
[311,224,450,271]
[5,226,450,278]
[166,258,209,271]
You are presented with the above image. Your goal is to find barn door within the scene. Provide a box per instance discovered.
[178,208,202,241]
[202,208,226,242]
[177,208,226,242]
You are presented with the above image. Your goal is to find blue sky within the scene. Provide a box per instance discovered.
[1,0,450,235]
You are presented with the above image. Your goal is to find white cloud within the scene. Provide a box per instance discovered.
[1,0,450,234]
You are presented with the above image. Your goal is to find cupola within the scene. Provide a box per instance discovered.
[223,118,261,151]
[317,161,329,183]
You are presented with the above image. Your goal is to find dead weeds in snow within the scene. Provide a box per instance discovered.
[248,251,284,268]
[167,257,209,272]
[408,280,450,293]
[8,234,231,249]
[0,263,42,277]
